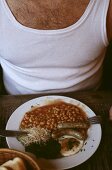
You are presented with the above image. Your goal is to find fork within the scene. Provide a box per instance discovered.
[87,115,102,124]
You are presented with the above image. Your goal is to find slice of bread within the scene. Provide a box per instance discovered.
[1,157,26,170]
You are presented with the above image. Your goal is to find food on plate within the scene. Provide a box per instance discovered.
[57,121,90,129]
[19,101,89,131]
[25,138,61,159]
[18,127,51,146]
[0,157,26,170]
[52,128,87,140]
[59,136,84,157]
[18,100,90,158]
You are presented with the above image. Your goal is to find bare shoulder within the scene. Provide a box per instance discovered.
[107,0,112,41]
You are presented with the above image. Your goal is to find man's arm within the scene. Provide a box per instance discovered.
[101,1,112,90]
[0,66,6,94]
[0,66,3,93]
[107,0,112,42]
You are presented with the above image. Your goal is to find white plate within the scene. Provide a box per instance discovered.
[6,95,102,170]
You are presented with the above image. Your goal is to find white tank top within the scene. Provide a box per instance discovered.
[0,0,110,94]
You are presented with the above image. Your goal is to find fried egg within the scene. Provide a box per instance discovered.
[59,135,84,156]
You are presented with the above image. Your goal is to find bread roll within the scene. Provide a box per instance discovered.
[1,157,26,170]
[0,167,8,170]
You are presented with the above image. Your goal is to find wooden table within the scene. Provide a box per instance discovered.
[0,90,112,170]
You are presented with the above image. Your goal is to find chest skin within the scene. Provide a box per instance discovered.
[6,0,90,30]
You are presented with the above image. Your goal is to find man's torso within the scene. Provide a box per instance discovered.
[1,0,109,94]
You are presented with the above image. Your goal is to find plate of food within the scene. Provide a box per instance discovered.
[6,95,102,170]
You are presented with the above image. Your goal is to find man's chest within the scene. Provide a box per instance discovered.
[6,0,90,30]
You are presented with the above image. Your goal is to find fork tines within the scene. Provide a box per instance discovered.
[88,116,102,124]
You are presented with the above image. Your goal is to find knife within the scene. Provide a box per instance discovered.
[0,129,28,137]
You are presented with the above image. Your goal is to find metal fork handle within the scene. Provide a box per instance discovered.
[88,115,101,120]
[0,130,28,137]
[88,116,102,124]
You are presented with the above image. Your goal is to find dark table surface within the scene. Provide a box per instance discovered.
[0,90,112,170]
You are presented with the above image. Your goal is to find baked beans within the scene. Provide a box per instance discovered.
[20,101,88,132]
